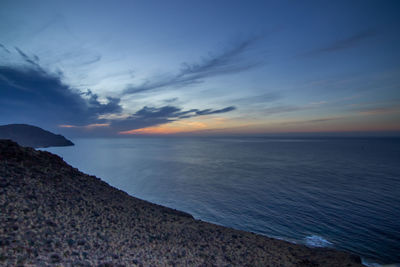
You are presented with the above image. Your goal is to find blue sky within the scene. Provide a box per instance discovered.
[1,0,399,136]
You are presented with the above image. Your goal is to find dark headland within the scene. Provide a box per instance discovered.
[0,140,364,266]
[0,124,74,148]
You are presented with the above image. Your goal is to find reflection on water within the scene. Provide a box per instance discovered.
[45,137,400,264]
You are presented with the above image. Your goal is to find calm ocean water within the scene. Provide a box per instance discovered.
[44,137,400,265]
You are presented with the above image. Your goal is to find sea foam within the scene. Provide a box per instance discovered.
[304,235,333,247]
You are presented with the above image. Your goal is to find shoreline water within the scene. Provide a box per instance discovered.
[41,137,400,264]
[0,139,365,266]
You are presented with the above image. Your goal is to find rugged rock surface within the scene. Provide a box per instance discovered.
[0,124,74,148]
[0,140,364,266]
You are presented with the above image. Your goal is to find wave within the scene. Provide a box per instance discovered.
[362,258,400,267]
[361,259,381,267]
[304,235,333,247]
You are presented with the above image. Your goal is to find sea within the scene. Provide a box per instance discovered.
[43,137,400,265]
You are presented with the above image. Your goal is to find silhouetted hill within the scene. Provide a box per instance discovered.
[0,124,73,148]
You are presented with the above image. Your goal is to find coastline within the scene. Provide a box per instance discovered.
[0,139,364,266]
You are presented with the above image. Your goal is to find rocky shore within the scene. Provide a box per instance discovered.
[0,139,364,266]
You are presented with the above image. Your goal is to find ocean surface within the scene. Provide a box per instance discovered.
[44,137,400,265]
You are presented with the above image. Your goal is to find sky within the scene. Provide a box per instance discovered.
[1,0,400,137]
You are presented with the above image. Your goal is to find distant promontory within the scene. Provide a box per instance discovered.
[0,124,74,148]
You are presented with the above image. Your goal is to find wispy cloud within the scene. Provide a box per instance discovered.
[110,105,236,132]
[195,106,236,116]
[14,47,43,70]
[163,97,179,104]
[119,120,208,135]
[0,43,10,54]
[357,106,400,116]
[59,123,109,129]
[231,92,282,105]
[303,29,377,56]
[284,116,344,125]
[263,105,305,115]
[262,101,326,116]
[123,36,264,95]
[80,55,102,66]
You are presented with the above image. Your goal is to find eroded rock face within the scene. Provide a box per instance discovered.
[0,140,363,266]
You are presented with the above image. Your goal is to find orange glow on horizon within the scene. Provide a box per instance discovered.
[119,121,207,135]
[59,124,76,128]
[61,111,400,136]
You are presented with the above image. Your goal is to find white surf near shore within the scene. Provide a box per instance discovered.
[304,235,333,247]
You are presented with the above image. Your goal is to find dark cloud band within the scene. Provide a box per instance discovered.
[0,62,235,136]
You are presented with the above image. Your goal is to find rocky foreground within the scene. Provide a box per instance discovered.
[0,140,363,266]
